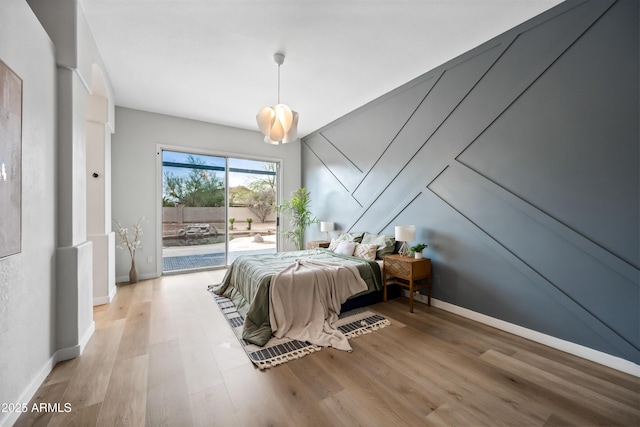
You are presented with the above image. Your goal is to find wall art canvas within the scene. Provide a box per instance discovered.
[0,60,22,258]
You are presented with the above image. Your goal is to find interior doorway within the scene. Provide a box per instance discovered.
[160,149,278,273]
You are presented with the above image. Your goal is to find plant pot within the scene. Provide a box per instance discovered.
[414,252,423,259]
[129,259,138,284]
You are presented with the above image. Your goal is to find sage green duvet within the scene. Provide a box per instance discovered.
[211,249,382,346]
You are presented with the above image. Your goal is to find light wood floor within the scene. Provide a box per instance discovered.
[16,271,640,427]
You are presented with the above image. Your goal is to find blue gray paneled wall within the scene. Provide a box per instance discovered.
[301,0,639,364]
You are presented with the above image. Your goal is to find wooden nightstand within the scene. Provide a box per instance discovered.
[306,240,330,249]
[383,254,432,312]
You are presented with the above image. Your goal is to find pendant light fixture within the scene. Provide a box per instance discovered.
[256,53,299,145]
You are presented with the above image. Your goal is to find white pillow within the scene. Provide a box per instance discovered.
[334,241,357,256]
[353,243,377,260]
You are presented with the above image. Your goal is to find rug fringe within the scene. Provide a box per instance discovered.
[211,290,391,370]
[254,346,323,370]
[344,319,391,339]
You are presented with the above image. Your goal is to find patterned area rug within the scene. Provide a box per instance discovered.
[210,291,391,369]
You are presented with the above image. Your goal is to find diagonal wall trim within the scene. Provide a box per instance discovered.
[372,191,423,235]
[321,75,439,175]
[350,41,510,228]
[454,0,616,162]
[303,139,363,208]
[366,165,449,234]
[303,133,363,193]
[454,0,634,268]
[454,159,640,280]
[319,132,363,174]
[351,71,443,200]
[428,166,639,359]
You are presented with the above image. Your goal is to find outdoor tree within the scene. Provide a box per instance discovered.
[245,188,275,223]
[245,164,276,223]
[163,155,225,207]
[229,186,253,206]
[248,163,276,192]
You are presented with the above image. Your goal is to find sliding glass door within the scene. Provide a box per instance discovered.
[227,158,278,263]
[160,149,277,273]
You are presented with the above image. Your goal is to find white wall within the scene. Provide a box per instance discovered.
[0,2,116,425]
[0,0,57,423]
[111,107,301,280]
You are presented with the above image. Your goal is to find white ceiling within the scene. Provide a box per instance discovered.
[80,0,563,137]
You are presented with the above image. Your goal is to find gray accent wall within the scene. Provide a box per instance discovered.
[302,0,639,364]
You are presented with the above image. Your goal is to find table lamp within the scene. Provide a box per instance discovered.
[320,221,335,241]
[395,225,415,257]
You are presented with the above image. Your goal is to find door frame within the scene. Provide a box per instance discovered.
[156,143,283,276]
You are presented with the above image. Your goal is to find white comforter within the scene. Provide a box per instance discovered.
[268,258,368,351]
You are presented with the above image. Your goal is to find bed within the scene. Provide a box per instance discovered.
[212,232,394,347]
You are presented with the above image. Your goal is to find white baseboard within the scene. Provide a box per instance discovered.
[0,322,95,427]
[116,272,157,284]
[93,284,116,305]
[78,321,95,356]
[0,354,56,427]
[93,295,112,305]
[404,292,640,377]
[94,283,118,306]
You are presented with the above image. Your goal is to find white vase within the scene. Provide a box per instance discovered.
[414,252,423,259]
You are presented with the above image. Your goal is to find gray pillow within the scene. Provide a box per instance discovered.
[361,233,395,259]
[335,231,365,243]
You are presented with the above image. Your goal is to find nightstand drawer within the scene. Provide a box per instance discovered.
[383,254,432,312]
[384,255,431,280]
[384,256,411,277]
[307,240,330,249]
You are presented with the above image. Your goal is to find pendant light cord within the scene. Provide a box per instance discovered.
[277,64,281,104]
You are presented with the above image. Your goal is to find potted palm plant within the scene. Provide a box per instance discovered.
[277,188,318,250]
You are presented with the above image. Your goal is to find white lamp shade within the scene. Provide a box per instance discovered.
[256,107,275,135]
[320,221,335,232]
[257,105,299,144]
[395,225,415,242]
[282,110,299,143]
